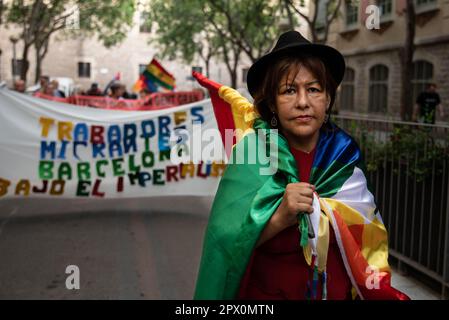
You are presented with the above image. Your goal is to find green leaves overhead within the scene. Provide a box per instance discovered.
[6,0,135,48]
[149,0,288,64]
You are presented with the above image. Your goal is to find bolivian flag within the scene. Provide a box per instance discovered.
[133,58,176,93]
[192,72,410,300]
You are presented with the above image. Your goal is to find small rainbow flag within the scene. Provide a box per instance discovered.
[133,58,176,93]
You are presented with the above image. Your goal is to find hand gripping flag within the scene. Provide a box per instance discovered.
[192,72,410,300]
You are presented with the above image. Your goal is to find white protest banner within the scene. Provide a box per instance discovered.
[0,88,226,199]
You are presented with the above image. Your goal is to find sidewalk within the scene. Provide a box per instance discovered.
[391,268,441,300]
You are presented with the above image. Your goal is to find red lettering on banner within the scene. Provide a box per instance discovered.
[117,176,124,192]
[92,179,105,197]
[90,125,105,144]
[166,165,179,182]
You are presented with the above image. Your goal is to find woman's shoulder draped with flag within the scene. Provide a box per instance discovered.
[310,124,409,299]
[194,125,278,299]
[192,72,410,300]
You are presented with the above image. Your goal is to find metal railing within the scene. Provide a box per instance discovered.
[333,114,449,299]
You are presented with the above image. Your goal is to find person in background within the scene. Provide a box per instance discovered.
[38,75,50,94]
[121,86,136,99]
[139,87,151,100]
[51,79,66,98]
[86,82,103,96]
[43,81,55,96]
[13,79,26,93]
[413,83,444,124]
[109,81,126,100]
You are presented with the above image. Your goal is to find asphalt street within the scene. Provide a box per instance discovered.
[0,196,213,299]
[0,196,439,300]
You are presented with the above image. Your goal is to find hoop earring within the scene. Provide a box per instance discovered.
[271,112,278,127]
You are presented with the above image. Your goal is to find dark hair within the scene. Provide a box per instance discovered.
[110,81,125,94]
[253,54,338,129]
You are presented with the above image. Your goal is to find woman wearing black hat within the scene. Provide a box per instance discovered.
[239,31,349,300]
[194,31,409,300]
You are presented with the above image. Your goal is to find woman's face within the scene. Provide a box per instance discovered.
[274,65,329,148]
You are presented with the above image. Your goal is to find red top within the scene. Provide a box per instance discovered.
[237,146,353,300]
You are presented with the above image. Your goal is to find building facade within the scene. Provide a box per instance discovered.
[0,1,312,96]
[313,0,449,122]
[0,9,208,93]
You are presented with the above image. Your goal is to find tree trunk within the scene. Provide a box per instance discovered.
[400,0,415,121]
[35,49,42,84]
[223,56,237,88]
[205,58,210,78]
[231,45,240,88]
[284,1,295,30]
[34,37,50,83]
[221,42,240,88]
[20,44,30,83]
[229,70,237,88]
[0,0,4,26]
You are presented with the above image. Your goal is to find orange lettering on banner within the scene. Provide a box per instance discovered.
[15,179,30,196]
[40,117,55,137]
[49,180,65,195]
[58,121,73,141]
[174,111,187,125]
[181,162,195,178]
[210,162,226,177]
[0,178,11,197]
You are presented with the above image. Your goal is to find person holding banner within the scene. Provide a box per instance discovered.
[194,31,410,300]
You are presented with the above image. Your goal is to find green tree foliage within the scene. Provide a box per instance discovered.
[285,0,342,43]
[149,0,288,87]
[339,120,449,181]
[149,0,218,81]
[205,0,287,63]
[0,0,5,26]
[5,0,135,83]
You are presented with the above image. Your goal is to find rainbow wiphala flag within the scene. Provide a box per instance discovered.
[133,58,175,93]
[192,72,410,300]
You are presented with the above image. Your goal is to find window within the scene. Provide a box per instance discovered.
[415,0,438,14]
[368,65,389,113]
[412,60,433,104]
[340,67,355,111]
[345,0,358,26]
[416,0,436,7]
[241,67,249,83]
[139,64,147,75]
[139,12,151,33]
[11,59,23,77]
[378,0,392,17]
[78,62,91,78]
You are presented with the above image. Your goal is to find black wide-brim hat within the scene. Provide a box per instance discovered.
[247,30,346,98]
